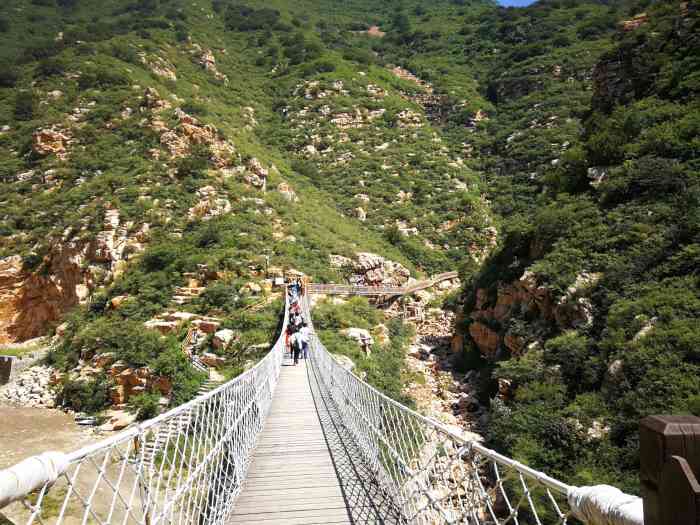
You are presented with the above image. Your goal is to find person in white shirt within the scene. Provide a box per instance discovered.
[300,323,311,360]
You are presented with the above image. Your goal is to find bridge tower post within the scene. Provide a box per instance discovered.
[640,415,700,525]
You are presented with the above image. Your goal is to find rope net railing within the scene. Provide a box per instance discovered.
[302,295,643,525]
[0,296,289,525]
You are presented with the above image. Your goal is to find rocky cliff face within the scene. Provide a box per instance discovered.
[457,269,600,360]
[0,208,146,344]
[329,252,411,287]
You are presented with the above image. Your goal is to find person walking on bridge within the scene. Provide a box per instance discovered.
[300,322,311,360]
[290,329,303,365]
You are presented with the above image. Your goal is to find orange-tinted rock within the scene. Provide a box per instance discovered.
[110,385,126,405]
[193,319,221,333]
[620,13,649,31]
[110,295,128,309]
[0,249,86,345]
[155,376,172,396]
[450,333,464,355]
[144,319,179,334]
[468,322,499,359]
[32,128,72,159]
[201,352,225,368]
[504,333,526,356]
[93,353,116,369]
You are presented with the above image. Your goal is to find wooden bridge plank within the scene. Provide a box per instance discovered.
[227,359,352,525]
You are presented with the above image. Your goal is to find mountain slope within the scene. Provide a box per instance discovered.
[0,0,698,495]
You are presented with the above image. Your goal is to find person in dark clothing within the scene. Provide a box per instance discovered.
[290,330,303,365]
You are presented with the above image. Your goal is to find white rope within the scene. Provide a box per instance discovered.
[0,452,70,508]
[568,485,644,525]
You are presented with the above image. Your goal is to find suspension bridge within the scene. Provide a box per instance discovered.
[0,286,652,525]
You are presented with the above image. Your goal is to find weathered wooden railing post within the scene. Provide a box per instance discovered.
[640,415,700,525]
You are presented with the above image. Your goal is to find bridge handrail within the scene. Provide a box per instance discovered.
[0,293,290,525]
[303,294,643,525]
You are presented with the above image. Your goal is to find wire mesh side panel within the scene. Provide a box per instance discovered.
[305,300,574,525]
[1,300,288,525]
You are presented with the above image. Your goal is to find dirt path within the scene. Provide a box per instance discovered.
[0,407,93,469]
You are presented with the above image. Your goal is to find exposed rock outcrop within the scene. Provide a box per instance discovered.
[330,252,411,287]
[462,270,602,359]
[0,208,146,344]
[32,127,73,160]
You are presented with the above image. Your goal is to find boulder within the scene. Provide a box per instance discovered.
[277,182,299,202]
[110,295,129,309]
[340,328,374,348]
[144,319,179,334]
[93,352,116,369]
[201,352,225,368]
[154,376,172,395]
[166,311,199,323]
[32,128,72,159]
[468,322,499,359]
[329,255,352,268]
[101,410,137,431]
[193,319,220,333]
[244,282,262,295]
[213,329,237,350]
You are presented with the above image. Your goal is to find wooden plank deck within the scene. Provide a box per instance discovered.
[227,357,353,525]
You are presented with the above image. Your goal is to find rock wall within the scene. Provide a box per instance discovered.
[457,270,599,360]
[329,252,411,287]
[0,250,84,344]
[0,209,146,344]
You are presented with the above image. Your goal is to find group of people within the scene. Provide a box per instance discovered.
[287,280,310,366]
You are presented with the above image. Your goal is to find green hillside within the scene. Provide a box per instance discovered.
[0,0,698,493]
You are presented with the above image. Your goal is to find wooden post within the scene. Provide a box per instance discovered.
[640,415,700,525]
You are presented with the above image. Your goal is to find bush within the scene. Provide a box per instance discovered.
[224,5,280,32]
[130,392,161,421]
[78,66,130,89]
[110,42,139,64]
[175,143,210,178]
[35,58,66,78]
[58,375,111,413]
[301,59,336,76]
[342,47,376,65]
[14,91,35,121]
[0,18,9,33]
[0,67,18,88]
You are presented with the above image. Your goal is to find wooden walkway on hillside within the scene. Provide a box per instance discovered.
[227,355,403,525]
[307,271,459,298]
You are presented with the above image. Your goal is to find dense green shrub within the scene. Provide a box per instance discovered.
[0,67,18,88]
[130,392,161,421]
[57,375,111,414]
[78,66,129,89]
[224,5,280,32]
[14,90,35,121]
[35,57,66,78]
